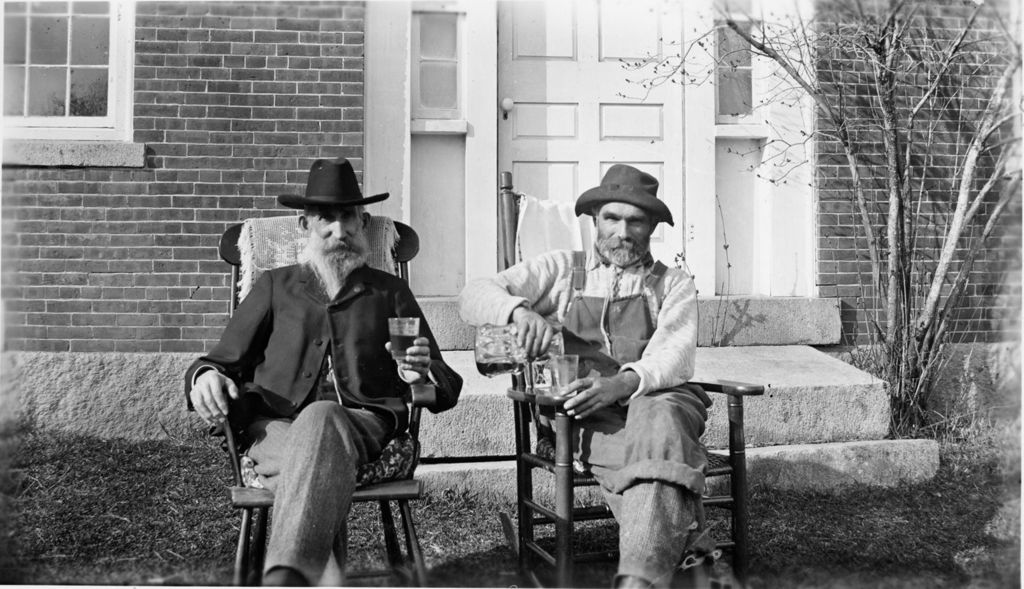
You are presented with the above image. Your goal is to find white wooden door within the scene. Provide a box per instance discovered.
[497,0,685,265]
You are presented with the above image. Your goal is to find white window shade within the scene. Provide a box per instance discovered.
[715,22,754,122]
[412,11,462,120]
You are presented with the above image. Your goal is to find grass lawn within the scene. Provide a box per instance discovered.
[1,425,1019,588]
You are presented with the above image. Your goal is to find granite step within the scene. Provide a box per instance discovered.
[420,345,887,459]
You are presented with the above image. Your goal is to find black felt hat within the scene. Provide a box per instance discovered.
[278,158,389,209]
[574,164,674,226]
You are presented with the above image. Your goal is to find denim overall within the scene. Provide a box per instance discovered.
[555,252,710,489]
[556,252,715,584]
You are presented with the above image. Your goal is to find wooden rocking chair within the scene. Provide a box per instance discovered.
[215,215,430,586]
[495,171,765,587]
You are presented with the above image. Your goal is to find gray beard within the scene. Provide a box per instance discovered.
[303,246,367,300]
[596,235,649,267]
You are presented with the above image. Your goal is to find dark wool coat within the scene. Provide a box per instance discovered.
[184,264,463,437]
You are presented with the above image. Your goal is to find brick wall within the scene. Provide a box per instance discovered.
[1,0,1018,353]
[2,1,366,353]
[813,0,1021,345]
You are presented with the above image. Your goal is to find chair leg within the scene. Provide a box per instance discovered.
[554,411,575,588]
[399,499,428,587]
[235,508,253,587]
[727,394,750,583]
[731,469,749,583]
[514,401,535,577]
[250,507,269,586]
[380,500,404,573]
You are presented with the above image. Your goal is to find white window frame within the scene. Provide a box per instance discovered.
[3,1,135,142]
[714,15,757,125]
[410,8,463,121]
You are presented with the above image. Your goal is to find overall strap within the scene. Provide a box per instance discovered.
[570,250,587,297]
[642,261,669,326]
[644,261,668,289]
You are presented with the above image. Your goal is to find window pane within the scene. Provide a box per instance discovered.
[70,15,107,64]
[717,25,751,68]
[717,69,752,116]
[28,67,65,115]
[29,2,68,13]
[70,66,106,115]
[30,16,68,64]
[419,61,457,109]
[73,1,108,15]
[4,66,26,115]
[419,13,457,59]
[5,15,27,64]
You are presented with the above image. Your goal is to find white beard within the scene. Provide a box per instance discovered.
[596,234,649,268]
[300,241,368,300]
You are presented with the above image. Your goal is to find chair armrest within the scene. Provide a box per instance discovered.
[221,422,245,487]
[690,380,765,396]
[409,383,437,408]
[506,387,565,407]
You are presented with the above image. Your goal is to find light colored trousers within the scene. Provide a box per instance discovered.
[576,388,713,587]
[246,401,391,584]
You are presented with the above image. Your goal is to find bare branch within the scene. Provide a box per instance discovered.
[929,169,1021,346]
[916,53,1022,332]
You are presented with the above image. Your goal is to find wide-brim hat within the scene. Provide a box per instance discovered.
[278,158,389,209]
[574,164,674,226]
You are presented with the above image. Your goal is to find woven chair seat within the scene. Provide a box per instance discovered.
[706,452,730,473]
[240,433,418,490]
[534,437,732,480]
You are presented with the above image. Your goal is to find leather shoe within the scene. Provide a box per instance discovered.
[263,566,309,587]
[614,574,653,589]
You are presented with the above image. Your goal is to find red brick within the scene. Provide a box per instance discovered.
[162,339,208,353]
[116,340,162,353]
[70,340,117,352]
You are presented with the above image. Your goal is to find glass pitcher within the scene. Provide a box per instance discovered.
[473,324,528,377]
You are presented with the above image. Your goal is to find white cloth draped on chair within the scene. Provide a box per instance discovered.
[515,194,594,263]
[236,214,399,302]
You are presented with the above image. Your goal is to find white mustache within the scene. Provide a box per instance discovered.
[321,239,365,255]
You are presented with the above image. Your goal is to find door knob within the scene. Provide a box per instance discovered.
[500,97,514,120]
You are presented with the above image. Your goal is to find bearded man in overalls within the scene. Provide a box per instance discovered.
[459,164,713,588]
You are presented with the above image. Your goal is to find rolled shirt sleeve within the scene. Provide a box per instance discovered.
[458,250,575,326]
[619,272,699,402]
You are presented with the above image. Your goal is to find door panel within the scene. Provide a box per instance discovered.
[498,0,684,263]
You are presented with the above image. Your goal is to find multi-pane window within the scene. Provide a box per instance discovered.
[3,1,133,141]
[715,21,753,121]
[411,11,461,120]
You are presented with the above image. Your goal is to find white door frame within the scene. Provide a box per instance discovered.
[682,2,718,296]
[365,1,498,284]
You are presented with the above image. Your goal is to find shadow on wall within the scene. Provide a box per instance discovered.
[929,342,1022,427]
[698,297,768,347]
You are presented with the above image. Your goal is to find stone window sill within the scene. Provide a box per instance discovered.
[411,119,469,135]
[2,140,146,168]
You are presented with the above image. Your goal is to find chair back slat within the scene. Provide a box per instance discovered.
[497,173,530,397]
[498,171,519,272]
